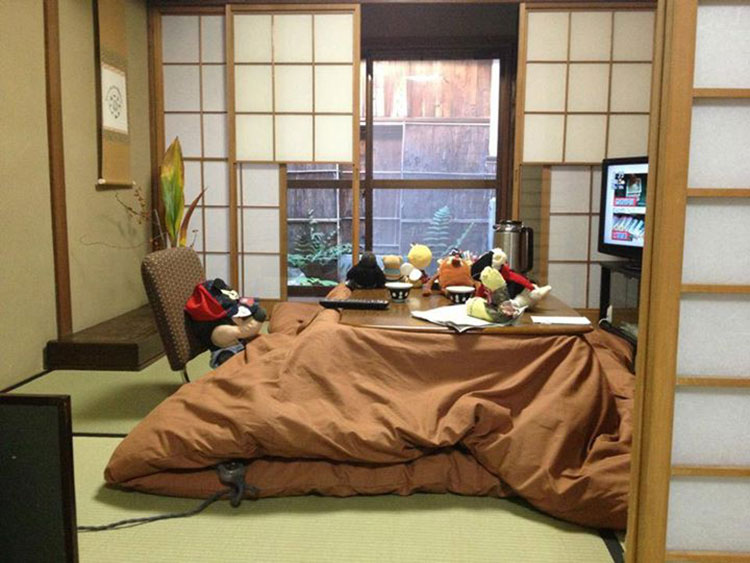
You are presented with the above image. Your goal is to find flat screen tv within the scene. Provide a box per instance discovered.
[598,156,648,267]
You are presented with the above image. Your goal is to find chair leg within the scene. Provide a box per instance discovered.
[181,368,191,384]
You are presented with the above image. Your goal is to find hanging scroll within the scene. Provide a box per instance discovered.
[96,0,132,188]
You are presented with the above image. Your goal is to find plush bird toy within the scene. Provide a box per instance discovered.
[399,244,432,288]
[345,252,386,289]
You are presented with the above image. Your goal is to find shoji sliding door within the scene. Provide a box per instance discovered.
[155,5,360,306]
[513,3,655,311]
[629,1,750,560]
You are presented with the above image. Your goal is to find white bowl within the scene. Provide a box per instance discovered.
[445,285,475,294]
[385,282,412,302]
[445,285,475,304]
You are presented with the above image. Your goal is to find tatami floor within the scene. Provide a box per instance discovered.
[12,348,624,563]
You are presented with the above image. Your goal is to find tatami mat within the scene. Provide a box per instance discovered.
[12,353,211,434]
[75,438,613,563]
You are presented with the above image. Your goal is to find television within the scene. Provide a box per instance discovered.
[598,156,648,267]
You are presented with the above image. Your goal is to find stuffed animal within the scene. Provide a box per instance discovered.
[185,279,267,368]
[399,243,432,288]
[345,252,386,289]
[473,248,552,309]
[422,249,476,296]
[465,266,519,323]
[382,255,404,282]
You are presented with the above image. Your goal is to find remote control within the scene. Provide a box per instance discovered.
[319,298,390,310]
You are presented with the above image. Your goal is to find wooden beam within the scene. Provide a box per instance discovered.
[677,377,750,388]
[687,188,750,198]
[693,88,750,99]
[681,284,750,294]
[666,551,750,562]
[226,5,239,288]
[672,465,750,478]
[43,0,72,338]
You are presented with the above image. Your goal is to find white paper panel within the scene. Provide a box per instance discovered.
[236,115,273,161]
[569,11,612,61]
[163,65,200,111]
[164,114,201,157]
[201,65,226,112]
[275,115,313,161]
[273,15,312,63]
[183,161,202,204]
[610,64,652,112]
[190,209,204,252]
[202,114,227,158]
[672,388,750,465]
[588,263,602,309]
[274,66,312,112]
[315,115,352,162]
[162,16,199,63]
[589,215,613,262]
[314,14,353,63]
[612,11,654,61]
[205,253,230,283]
[315,66,353,113]
[201,15,225,63]
[526,12,569,61]
[694,2,750,88]
[682,199,750,284]
[243,254,281,299]
[203,161,229,207]
[677,294,750,377]
[549,167,591,213]
[567,64,609,112]
[607,114,649,159]
[667,478,750,551]
[242,209,280,253]
[234,15,272,63]
[549,215,589,261]
[204,208,230,252]
[688,100,750,188]
[524,64,567,112]
[565,114,607,163]
[234,65,273,113]
[547,263,587,308]
[591,166,602,212]
[240,164,280,207]
[523,115,564,162]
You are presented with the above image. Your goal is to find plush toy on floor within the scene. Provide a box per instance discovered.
[422,249,476,296]
[472,248,551,309]
[399,243,433,288]
[345,252,386,289]
[185,279,267,369]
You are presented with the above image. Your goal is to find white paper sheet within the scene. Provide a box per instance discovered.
[412,304,492,327]
[530,315,591,325]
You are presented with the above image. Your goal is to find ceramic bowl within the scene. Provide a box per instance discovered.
[385,282,412,303]
[445,285,475,304]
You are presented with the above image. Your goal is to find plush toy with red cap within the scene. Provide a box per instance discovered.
[185,279,267,368]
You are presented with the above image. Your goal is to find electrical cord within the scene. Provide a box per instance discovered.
[77,488,231,532]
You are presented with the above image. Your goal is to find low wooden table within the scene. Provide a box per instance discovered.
[339,289,592,335]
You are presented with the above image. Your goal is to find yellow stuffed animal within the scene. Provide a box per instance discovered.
[399,244,432,288]
[465,266,519,323]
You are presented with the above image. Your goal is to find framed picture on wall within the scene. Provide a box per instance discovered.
[101,63,129,136]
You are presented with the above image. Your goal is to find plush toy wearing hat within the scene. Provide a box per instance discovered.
[185,279,267,368]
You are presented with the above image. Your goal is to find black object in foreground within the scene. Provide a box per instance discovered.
[319,298,390,310]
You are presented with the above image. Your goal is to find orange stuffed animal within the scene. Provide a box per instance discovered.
[422,250,477,296]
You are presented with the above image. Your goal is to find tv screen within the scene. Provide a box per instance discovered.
[598,156,648,262]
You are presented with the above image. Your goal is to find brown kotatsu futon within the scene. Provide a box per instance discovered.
[105,287,634,529]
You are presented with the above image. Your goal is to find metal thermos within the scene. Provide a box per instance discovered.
[492,220,534,273]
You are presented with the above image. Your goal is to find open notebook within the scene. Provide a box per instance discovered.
[411,304,520,334]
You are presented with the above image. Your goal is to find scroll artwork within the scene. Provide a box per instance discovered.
[97,0,131,188]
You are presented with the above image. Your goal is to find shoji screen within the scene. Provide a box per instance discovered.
[160,13,231,283]
[514,4,655,309]
[665,1,750,558]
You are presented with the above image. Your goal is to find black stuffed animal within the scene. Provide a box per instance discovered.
[345,252,386,289]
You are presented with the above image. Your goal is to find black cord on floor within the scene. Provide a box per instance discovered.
[77,488,230,532]
[599,529,625,563]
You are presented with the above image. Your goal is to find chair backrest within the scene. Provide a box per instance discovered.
[141,247,207,371]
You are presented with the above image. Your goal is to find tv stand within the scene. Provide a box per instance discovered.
[598,261,641,352]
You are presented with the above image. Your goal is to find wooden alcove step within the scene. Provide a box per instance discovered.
[45,305,164,371]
